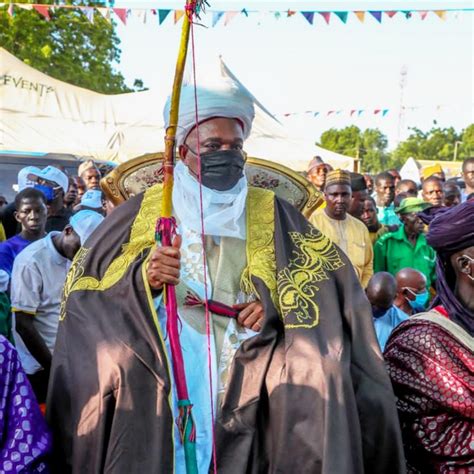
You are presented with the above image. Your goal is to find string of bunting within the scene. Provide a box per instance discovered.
[279,103,470,118]
[0,3,471,26]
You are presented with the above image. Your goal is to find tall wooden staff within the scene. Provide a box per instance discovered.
[155,2,207,473]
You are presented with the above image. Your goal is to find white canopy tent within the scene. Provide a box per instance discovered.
[0,48,355,170]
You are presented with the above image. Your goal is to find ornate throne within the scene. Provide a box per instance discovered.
[101,153,323,219]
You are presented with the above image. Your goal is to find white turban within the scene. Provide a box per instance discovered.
[70,210,104,245]
[163,80,255,147]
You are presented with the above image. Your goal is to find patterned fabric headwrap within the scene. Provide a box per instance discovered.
[426,200,474,334]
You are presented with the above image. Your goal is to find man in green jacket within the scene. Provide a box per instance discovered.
[374,197,436,289]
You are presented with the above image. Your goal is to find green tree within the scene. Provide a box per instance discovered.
[391,126,473,163]
[0,1,143,94]
[318,126,390,173]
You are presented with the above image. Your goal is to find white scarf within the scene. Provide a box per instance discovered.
[172,161,247,240]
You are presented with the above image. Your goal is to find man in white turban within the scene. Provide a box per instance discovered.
[48,82,405,473]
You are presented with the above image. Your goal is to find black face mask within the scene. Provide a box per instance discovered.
[198,149,246,191]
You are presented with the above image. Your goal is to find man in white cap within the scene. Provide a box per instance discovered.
[27,166,71,232]
[49,82,405,473]
[10,210,103,403]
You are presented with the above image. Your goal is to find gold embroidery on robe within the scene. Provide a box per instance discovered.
[240,187,279,311]
[278,227,345,329]
[65,184,162,298]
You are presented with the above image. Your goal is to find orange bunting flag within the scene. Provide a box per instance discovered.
[113,8,128,25]
[33,5,51,20]
[224,11,239,26]
[419,11,429,20]
[174,10,185,24]
[434,10,447,20]
[354,11,365,23]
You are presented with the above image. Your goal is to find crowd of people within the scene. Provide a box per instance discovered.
[0,82,472,473]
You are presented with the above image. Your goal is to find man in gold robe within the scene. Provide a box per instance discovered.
[47,83,405,473]
[310,169,373,288]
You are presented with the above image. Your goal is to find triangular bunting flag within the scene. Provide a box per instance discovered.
[7,3,14,16]
[241,8,248,17]
[350,110,356,116]
[419,11,429,20]
[374,109,381,115]
[369,11,382,23]
[385,11,397,19]
[224,11,238,26]
[334,11,348,24]
[174,10,185,24]
[434,10,446,20]
[134,9,147,24]
[319,12,331,24]
[113,8,127,25]
[97,8,110,22]
[358,110,364,116]
[212,11,224,26]
[402,11,412,19]
[283,113,290,117]
[382,109,389,116]
[354,11,365,23]
[336,110,342,115]
[287,10,296,17]
[17,4,33,10]
[327,110,335,116]
[301,11,314,25]
[33,5,51,20]
[274,12,281,20]
[83,7,95,23]
[174,10,184,25]
[158,9,171,24]
[313,112,320,117]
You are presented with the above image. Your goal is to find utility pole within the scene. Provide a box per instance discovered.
[397,66,408,145]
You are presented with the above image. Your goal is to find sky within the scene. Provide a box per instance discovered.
[112,1,473,151]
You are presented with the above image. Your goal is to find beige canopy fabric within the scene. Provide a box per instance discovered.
[0,48,355,170]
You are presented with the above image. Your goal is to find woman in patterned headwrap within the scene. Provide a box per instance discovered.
[385,200,473,473]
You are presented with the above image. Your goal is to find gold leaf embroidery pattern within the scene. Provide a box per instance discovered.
[66,184,162,295]
[240,187,279,311]
[277,227,345,329]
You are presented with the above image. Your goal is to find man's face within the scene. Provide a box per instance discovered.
[361,199,378,230]
[396,182,417,197]
[82,168,101,190]
[463,161,474,189]
[422,180,444,206]
[14,198,47,234]
[324,184,352,220]
[401,274,427,303]
[443,186,461,207]
[64,179,78,205]
[348,189,368,219]
[401,212,424,237]
[179,117,244,178]
[376,178,395,206]
[308,165,330,189]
